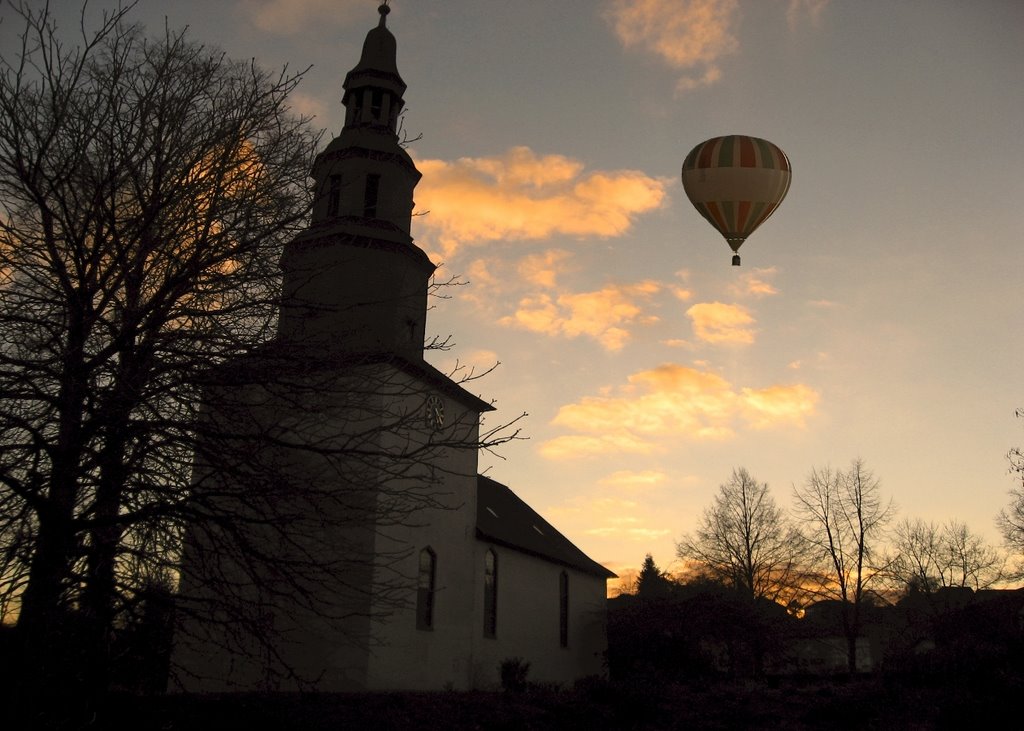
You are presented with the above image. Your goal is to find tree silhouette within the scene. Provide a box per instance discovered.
[0,2,518,715]
[997,408,1024,577]
[678,468,806,604]
[889,518,1004,595]
[676,468,808,676]
[793,459,893,673]
[635,553,671,599]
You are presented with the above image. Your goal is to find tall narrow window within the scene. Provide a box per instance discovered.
[416,548,436,630]
[363,173,380,218]
[370,89,384,121]
[327,175,342,218]
[483,549,497,638]
[559,571,569,648]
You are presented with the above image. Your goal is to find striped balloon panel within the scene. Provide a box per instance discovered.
[691,199,785,250]
[682,167,790,235]
[682,135,791,173]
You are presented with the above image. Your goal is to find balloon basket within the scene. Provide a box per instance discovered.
[732,254,741,266]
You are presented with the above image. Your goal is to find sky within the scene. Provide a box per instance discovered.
[24,0,1024,583]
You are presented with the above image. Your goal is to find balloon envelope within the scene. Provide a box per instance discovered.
[681,135,791,264]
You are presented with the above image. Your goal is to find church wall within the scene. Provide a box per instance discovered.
[174,369,406,692]
[469,546,609,688]
[362,383,483,691]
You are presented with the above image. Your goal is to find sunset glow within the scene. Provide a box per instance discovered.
[37,0,1022,581]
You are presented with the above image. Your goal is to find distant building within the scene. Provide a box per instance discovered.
[172,5,613,692]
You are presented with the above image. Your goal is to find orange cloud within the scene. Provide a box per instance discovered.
[517,249,575,289]
[540,362,818,458]
[604,0,740,93]
[729,267,779,298]
[540,433,659,459]
[686,302,756,344]
[544,495,672,542]
[740,384,820,429]
[413,147,667,255]
[599,469,669,490]
[500,281,661,351]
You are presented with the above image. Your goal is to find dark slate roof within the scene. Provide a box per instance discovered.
[476,475,616,579]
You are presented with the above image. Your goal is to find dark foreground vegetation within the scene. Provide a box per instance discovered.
[26,669,1021,731]
[5,573,1022,729]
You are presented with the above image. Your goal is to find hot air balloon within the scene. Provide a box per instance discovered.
[681,135,791,266]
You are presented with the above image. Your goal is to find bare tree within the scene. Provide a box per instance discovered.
[677,468,806,604]
[889,518,1005,594]
[997,408,1024,576]
[0,2,520,712]
[793,458,893,673]
[0,0,317,698]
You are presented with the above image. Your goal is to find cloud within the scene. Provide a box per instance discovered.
[241,0,371,35]
[540,362,819,458]
[517,249,575,289]
[740,384,821,429]
[604,0,740,93]
[599,469,669,491]
[686,302,756,344]
[539,433,660,459]
[728,267,779,298]
[787,0,830,30]
[285,91,329,123]
[672,285,694,301]
[500,281,661,351]
[413,147,668,256]
[587,525,673,540]
[463,259,499,289]
[544,495,672,542]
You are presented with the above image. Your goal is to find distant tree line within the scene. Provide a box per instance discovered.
[611,451,1023,680]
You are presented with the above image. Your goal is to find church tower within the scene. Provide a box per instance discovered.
[276,2,434,360]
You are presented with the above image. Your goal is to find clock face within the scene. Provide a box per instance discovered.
[424,395,444,430]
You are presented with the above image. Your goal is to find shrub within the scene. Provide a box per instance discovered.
[499,657,530,693]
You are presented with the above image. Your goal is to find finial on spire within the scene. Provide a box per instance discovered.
[378,2,390,27]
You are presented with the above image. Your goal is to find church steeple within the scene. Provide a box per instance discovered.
[343,3,405,133]
[277,3,434,360]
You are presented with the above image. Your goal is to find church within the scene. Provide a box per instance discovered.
[172,4,614,692]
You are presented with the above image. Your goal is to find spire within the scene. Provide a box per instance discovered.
[343,3,405,131]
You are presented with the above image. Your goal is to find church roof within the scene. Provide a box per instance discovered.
[203,347,494,415]
[476,476,616,579]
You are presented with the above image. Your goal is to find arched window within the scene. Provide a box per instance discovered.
[559,571,569,648]
[483,549,497,638]
[416,547,436,630]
